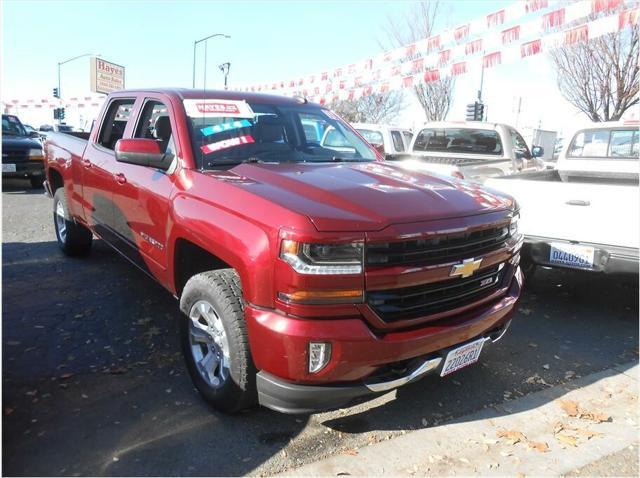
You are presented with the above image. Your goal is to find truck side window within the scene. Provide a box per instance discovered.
[509,129,531,159]
[391,130,405,152]
[98,99,134,150]
[134,101,173,154]
[608,130,638,158]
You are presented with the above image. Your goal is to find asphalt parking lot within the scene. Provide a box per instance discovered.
[2,177,638,476]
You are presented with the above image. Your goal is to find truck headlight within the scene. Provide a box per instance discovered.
[280,240,363,275]
[28,148,44,161]
[509,213,520,237]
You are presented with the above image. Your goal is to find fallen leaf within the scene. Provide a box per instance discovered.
[59,373,75,380]
[580,411,610,423]
[526,440,550,453]
[542,364,550,370]
[555,433,578,447]
[344,449,358,456]
[573,428,602,439]
[497,430,527,445]
[559,399,579,417]
[108,367,128,375]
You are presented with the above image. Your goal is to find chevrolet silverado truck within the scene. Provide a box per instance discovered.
[2,114,46,188]
[486,121,639,276]
[395,121,545,182]
[43,89,523,414]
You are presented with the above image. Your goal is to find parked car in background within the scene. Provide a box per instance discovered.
[43,88,523,414]
[486,121,639,276]
[351,123,412,157]
[395,121,545,182]
[39,123,75,133]
[2,114,45,188]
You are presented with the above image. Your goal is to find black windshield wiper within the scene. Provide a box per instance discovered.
[206,156,266,168]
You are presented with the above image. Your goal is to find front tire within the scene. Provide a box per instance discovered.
[179,269,257,413]
[53,188,92,256]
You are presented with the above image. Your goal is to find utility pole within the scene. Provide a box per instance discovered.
[219,62,231,90]
[57,53,100,124]
[192,33,230,88]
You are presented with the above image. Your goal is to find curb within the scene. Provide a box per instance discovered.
[284,362,639,476]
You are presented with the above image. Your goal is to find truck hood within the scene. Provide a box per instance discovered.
[2,136,41,151]
[215,162,514,232]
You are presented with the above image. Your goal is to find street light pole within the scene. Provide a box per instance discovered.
[192,33,230,88]
[57,52,100,124]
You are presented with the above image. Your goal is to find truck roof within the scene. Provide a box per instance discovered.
[419,121,509,131]
[110,88,319,107]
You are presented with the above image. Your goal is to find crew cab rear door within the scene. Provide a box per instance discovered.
[80,98,136,236]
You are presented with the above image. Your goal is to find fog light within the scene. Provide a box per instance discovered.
[308,342,331,373]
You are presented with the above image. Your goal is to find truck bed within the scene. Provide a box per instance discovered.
[486,172,639,249]
[387,153,506,166]
[43,132,89,159]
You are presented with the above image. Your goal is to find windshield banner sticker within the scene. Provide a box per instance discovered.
[184,99,254,118]
[201,119,252,136]
[200,134,255,154]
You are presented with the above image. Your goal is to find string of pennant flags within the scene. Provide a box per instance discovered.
[231,0,639,105]
[2,0,637,111]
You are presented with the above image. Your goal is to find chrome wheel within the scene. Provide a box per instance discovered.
[55,201,67,242]
[188,300,230,388]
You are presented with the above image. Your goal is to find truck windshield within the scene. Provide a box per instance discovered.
[184,99,377,168]
[2,115,27,136]
[413,128,503,156]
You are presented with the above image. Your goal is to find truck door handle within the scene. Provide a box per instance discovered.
[81,159,92,168]
[114,173,127,185]
[566,199,590,206]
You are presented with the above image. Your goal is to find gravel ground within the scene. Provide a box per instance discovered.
[2,177,638,476]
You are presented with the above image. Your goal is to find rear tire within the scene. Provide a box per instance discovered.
[53,188,92,256]
[179,269,257,413]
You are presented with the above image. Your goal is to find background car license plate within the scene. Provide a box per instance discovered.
[2,164,16,173]
[440,338,485,377]
[549,242,594,269]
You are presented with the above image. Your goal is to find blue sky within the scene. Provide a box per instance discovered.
[1,0,594,134]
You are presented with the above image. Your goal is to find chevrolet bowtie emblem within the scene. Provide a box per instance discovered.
[450,258,482,278]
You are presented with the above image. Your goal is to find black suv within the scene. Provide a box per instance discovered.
[2,114,45,188]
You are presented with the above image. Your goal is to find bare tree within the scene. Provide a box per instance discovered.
[381,1,454,121]
[327,92,405,123]
[550,28,639,122]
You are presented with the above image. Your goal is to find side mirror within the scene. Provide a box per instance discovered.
[532,146,544,158]
[115,138,174,171]
[29,131,41,138]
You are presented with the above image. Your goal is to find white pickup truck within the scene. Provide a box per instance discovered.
[395,121,545,181]
[485,121,639,275]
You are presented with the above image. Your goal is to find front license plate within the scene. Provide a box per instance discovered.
[440,338,486,377]
[2,163,16,173]
[549,242,594,269]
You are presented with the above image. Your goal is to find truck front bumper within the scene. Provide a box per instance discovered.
[246,268,522,414]
[524,236,639,275]
[2,161,44,179]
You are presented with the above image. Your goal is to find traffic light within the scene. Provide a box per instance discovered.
[59,108,65,121]
[465,101,485,121]
[53,87,59,98]
[53,108,60,120]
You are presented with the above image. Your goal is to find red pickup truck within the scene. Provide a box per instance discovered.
[43,89,523,414]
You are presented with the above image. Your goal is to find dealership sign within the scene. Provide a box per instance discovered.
[90,57,125,94]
